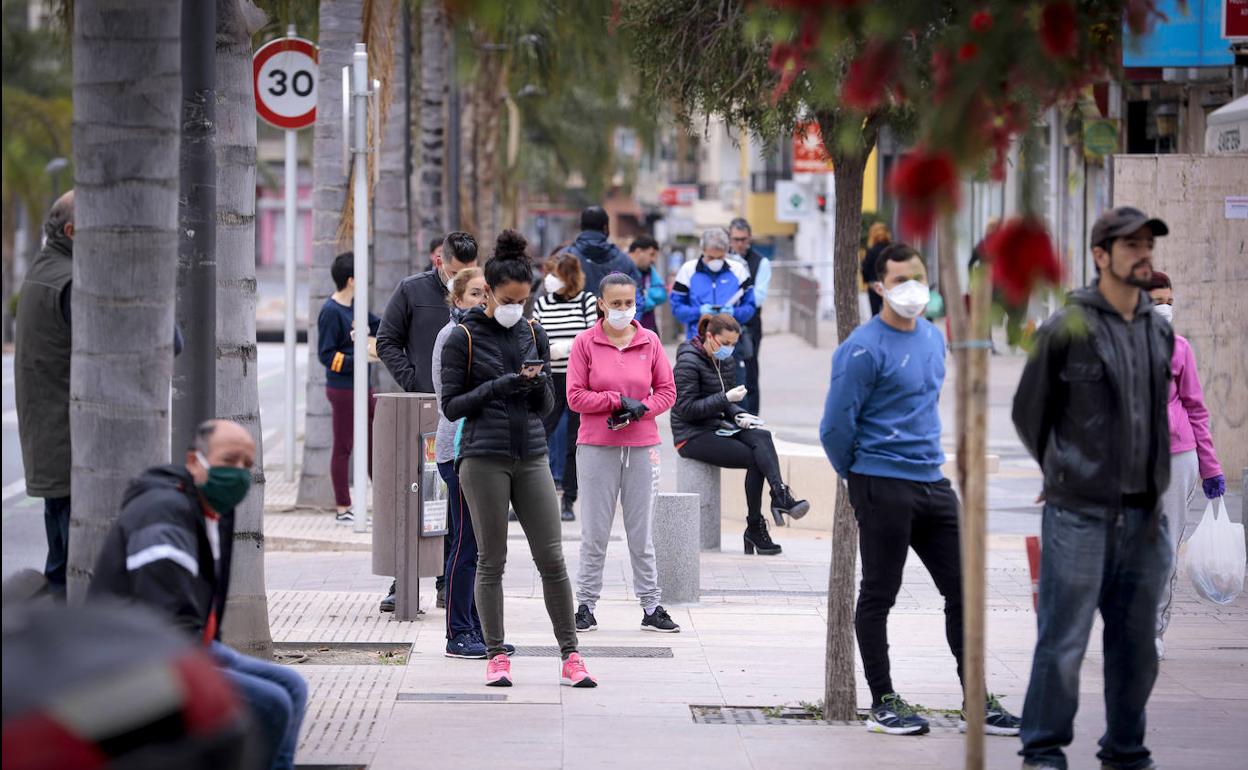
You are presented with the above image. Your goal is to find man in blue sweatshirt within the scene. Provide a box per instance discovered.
[820,243,1020,738]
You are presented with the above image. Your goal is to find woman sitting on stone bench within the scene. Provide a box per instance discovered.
[670,313,809,556]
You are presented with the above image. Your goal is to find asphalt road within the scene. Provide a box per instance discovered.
[2,343,308,581]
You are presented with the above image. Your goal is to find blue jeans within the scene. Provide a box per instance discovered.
[43,496,71,593]
[439,461,482,639]
[1020,504,1170,770]
[211,641,307,770]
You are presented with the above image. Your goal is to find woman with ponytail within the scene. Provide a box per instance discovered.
[439,230,596,689]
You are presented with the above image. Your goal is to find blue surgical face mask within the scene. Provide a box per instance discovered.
[712,344,735,361]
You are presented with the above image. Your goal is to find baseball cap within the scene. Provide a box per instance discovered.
[1089,207,1169,250]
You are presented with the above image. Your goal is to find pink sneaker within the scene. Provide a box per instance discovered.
[485,653,512,687]
[560,652,597,688]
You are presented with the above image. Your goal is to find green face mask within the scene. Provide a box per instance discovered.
[196,452,252,512]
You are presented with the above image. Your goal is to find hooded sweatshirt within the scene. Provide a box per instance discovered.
[1167,333,1222,479]
[566,320,676,447]
[566,230,644,305]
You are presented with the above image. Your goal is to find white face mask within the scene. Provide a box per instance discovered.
[880,280,930,320]
[704,258,725,273]
[1153,303,1173,324]
[543,273,566,295]
[605,306,636,330]
[493,302,525,328]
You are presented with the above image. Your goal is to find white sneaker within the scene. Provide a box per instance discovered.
[335,509,355,525]
[1155,637,1165,660]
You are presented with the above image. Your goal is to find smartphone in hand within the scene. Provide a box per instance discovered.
[520,359,544,378]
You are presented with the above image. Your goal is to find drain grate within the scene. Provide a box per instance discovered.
[512,645,673,658]
[690,705,961,729]
[397,692,508,703]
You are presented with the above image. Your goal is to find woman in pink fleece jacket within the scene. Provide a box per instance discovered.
[566,272,679,634]
[1148,271,1225,660]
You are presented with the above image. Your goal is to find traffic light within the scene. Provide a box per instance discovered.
[815,193,827,212]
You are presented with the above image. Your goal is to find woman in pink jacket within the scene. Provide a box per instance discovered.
[566,272,679,634]
[1148,271,1225,660]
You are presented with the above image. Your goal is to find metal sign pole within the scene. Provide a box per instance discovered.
[351,43,371,534]
[283,126,297,480]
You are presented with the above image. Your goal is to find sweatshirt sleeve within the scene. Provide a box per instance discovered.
[643,339,677,417]
[1175,340,1223,479]
[819,341,877,478]
[566,334,620,414]
[317,305,353,376]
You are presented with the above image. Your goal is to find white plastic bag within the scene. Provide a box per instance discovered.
[1185,497,1246,606]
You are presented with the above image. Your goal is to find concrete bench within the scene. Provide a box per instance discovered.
[653,492,700,604]
[676,456,721,551]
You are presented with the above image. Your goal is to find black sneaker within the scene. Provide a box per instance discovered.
[958,694,1021,736]
[866,693,930,736]
[379,581,396,613]
[575,603,597,632]
[640,606,680,633]
[471,630,516,656]
[445,631,488,659]
[560,497,576,522]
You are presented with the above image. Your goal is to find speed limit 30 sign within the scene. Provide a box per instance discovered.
[253,36,318,130]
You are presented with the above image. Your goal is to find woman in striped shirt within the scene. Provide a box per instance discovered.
[534,251,597,521]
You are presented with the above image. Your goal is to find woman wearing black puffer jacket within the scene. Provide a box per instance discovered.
[440,230,596,690]
[671,313,809,556]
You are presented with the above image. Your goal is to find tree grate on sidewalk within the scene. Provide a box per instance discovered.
[270,591,421,644]
[689,705,961,729]
[511,645,673,658]
[295,665,404,766]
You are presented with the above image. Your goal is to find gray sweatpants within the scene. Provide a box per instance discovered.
[1157,449,1200,639]
[458,455,579,658]
[575,444,662,613]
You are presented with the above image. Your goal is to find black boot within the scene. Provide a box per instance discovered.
[744,518,782,555]
[770,484,810,526]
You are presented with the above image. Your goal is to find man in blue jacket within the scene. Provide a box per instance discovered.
[819,243,1020,739]
[628,235,667,334]
[566,206,643,302]
[670,228,756,341]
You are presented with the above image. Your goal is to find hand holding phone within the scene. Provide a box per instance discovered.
[520,359,544,378]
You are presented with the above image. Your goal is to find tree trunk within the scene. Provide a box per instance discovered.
[469,48,505,241]
[215,0,272,658]
[298,0,362,507]
[414,0,448,270]
[68,0,182,600]
[172,0,217,457]
[371,0,409,395]
[819,112,877,720]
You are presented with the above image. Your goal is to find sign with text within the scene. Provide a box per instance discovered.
[775,181,814,222]
[793,122,834,174]
[1225,0,1248,41]
[253,36,319,130]
[659,185,698,207]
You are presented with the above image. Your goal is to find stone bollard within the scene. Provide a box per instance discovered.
[677,456,721,551]
[653,493,700,605]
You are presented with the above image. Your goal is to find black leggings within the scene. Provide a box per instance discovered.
[678,428,783,522]
[541,372,580,502]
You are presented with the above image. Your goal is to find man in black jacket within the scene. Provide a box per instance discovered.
[376,231,479,612]
[1014,208,1174,770]
[566,206,643,303]
[89,420,306,770]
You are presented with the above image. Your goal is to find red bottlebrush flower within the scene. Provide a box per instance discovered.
[768,43,805,103]
[888,150,960,240]
[970,10,993,33]
[983,218,1063,305]
[841,41,899,111]
[958,42,979,62]
[1040,2,1077,58]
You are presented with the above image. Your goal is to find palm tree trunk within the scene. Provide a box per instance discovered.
[299,0,362,506]
[371,0,409,395]
[68,0,182,600]
[414,0,448,271]
[215,0,272,658]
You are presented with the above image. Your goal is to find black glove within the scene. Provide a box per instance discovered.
[491,372,525,398]
[618,395,648,421]
[520,371,549,391]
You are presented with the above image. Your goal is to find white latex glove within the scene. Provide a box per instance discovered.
[726,385,748,403]
[734,412,764,429]
[549,339,573,360]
